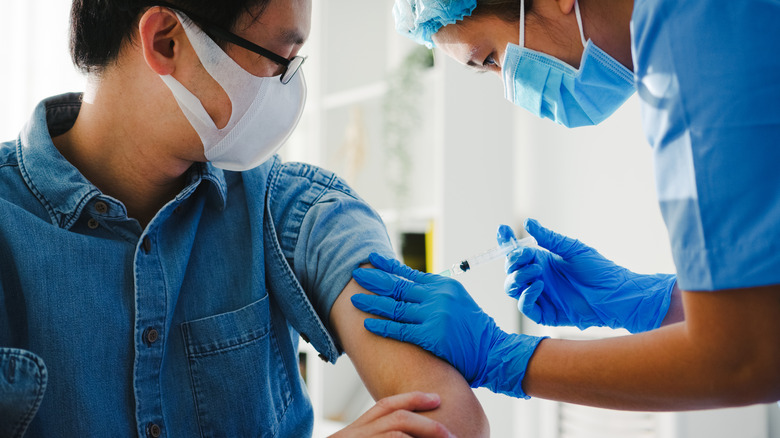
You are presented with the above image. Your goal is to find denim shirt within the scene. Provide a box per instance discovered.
[0,93,394,437]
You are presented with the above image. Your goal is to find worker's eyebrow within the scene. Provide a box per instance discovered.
[278,28,306,46]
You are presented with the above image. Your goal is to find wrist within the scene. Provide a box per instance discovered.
[624,273,677,333]
[658,276,683,327]
[476,333,548,399]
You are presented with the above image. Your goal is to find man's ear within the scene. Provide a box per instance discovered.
[556,0,576,15]
[138,7,184,76]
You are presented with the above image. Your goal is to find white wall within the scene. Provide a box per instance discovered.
[0,1,86,141]
[513,95,673,275]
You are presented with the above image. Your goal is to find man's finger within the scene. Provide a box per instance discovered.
[351,392,441,425]
[370,409,453,438]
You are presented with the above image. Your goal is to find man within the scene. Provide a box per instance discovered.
[0,0,488,436]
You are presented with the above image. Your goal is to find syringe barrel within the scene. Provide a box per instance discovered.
[464,236,537,269]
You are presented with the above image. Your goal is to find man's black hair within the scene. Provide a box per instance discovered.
[69,0,270,74]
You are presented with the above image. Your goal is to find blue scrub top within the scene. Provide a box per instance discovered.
[631,0,780,291]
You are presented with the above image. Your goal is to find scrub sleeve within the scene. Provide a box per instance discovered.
[631,0,780,291]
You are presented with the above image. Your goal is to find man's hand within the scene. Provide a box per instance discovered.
[330,392,453,438]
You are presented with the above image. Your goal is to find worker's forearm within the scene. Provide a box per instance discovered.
[522,286,780,410]
[523,326,735,411]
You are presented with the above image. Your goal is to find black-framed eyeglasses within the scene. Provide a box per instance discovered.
[150,2,305,84]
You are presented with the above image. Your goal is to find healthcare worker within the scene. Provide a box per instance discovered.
[350,0,780,410]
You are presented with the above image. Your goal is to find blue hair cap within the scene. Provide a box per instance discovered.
[393,0,478,48]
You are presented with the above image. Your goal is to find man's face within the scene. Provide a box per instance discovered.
[223,0,312,78]
[174,0,311,132]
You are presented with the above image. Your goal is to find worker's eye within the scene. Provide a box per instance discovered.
[483,54,497,67]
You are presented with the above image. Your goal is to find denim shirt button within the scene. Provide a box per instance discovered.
[146,422,162,438]
[144,328,159,345]
[87,218,99,229]
[94,201,108,214]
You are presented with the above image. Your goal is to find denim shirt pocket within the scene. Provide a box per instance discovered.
[0,348,48,438]
[180,294,293,438]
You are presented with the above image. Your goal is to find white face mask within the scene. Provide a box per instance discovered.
[160,11,306,171]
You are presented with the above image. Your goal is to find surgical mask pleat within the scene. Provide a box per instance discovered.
[501,0,635,127]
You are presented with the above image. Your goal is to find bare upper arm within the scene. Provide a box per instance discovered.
[329,269,490,437]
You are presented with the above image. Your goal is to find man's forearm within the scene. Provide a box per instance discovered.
[331,277,490,437]
[522,285,780,411]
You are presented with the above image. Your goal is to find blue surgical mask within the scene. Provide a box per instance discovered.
[502,0,635,127]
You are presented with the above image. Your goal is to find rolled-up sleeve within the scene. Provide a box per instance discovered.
[268,162,394,328]
[294,185,394,322]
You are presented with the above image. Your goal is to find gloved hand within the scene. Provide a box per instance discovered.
[500,218,676,334]
[351,253,547,399]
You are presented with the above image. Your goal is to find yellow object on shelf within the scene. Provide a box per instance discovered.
[425,219,435,274]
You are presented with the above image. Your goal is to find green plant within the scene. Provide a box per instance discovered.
[382,46,435,212]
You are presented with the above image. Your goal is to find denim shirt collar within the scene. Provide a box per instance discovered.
[18,93,227,229]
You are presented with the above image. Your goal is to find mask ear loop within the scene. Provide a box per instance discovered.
[519,0,526,47]
[574,0,587,48]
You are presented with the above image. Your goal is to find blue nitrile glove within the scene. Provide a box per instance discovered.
[499,219,677,334]
[351,253,547,399]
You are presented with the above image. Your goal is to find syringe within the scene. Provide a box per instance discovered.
[439,236,538,277]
